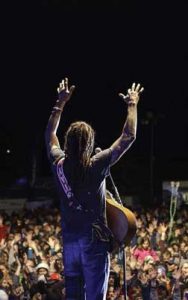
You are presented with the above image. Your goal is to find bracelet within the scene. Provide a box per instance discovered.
[52,106,62,112]
[128,101,137,106]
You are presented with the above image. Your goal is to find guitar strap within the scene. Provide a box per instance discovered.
[56,158,86,212]
[56,158,114,251]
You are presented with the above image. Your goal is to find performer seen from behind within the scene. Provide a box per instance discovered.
[45,77,144,300]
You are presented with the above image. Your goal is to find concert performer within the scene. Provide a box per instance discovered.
[45,78,143,300]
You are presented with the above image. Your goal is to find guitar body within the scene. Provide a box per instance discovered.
[106,197,137,252]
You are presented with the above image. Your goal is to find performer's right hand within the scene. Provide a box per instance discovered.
[57,77,75,105]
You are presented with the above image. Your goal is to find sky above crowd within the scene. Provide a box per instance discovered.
[0,1,187,185]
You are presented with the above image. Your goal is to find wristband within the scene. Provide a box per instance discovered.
[52,106,62,112]
[128,101,137,106]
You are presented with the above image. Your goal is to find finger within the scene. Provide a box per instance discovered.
[118,93,127,99]
[135,83,140,92]
[118,93,129,103]
[132,82,136,91]
[139,87,144,93]
[60,80,65,89]
[69,85,76,96]
[128,88,132,95]
[64,77,68,92]
[58,85,63,93]
[57,87,60,93]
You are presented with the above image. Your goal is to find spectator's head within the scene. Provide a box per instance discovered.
[31,291,43,300]
[166,258,179,273]
[129,285,142,299]
[14,217,23,228]
[171,240,180,253]
[108,274,115,287]
[32,293,42,300]
[182,245,188,259]
[136,218,143,229]
[180,241,187,252]
[36,262,49,278]
[181,262,188,279]
[30,281,46,299]
[0,277,12,295]
[12,285,24,297]
[168,244,178,257]
[182,235,188,243]
[43,223,52,233]
[108,271,119,290]
[138,237,151,250]
[39,241,51,253]
[54,258,63,273]
[146,211,152,221]
[106,286,115,300]
[147,263,157,279]
[147,222,155,234]
[161,249,171,262]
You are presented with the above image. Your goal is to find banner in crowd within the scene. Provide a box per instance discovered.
[0,197,53,214]
[0,198,26,214]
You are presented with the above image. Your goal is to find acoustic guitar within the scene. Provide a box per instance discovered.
[106,195,137,252]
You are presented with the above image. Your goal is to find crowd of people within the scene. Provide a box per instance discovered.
[108,202,188,300]
[0,200,188,299]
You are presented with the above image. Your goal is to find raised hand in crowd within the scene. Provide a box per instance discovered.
[152,217,158,229]
[160,223,168,233]
[0,238,6,250]
[147,223,155,235]
[138,270,149,286]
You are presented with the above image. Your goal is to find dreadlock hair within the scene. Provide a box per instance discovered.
[64,121,95,181]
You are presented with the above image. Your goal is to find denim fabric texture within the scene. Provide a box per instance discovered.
[63,236,110,300]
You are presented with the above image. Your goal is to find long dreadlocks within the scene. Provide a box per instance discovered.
[64,121,95,182]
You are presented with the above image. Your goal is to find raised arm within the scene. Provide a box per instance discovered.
[110,83,144,166]
[45,78,75,158]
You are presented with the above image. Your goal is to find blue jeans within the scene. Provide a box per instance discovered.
[63,235,110,300]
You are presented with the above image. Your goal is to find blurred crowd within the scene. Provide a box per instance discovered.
[0,200,188,299]
[108,203,188,300]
